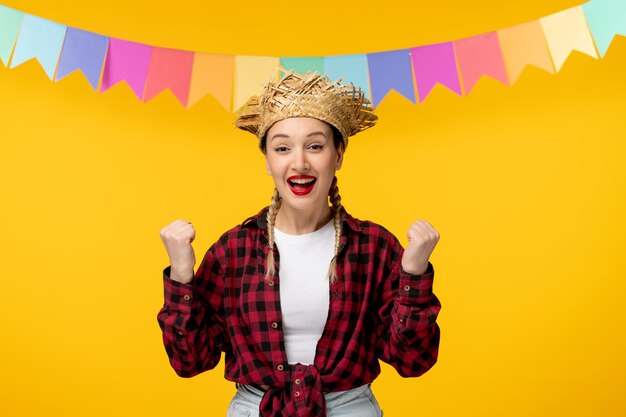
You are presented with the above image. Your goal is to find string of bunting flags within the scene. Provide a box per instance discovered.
[0,1,625,113]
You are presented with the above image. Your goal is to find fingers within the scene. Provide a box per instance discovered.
[160,219,193,233]
[406,220,440,243]
[160,219,196,243]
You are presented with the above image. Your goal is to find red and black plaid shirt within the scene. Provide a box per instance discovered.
[157,205,441,417]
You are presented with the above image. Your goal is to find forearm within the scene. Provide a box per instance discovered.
[378,262,442,377]
[156,266,224,377]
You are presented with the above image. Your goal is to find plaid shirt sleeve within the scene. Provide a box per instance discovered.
[156,238,229,377]
[375,232,441,377]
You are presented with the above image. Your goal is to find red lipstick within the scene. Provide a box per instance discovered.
[287,175,317,196]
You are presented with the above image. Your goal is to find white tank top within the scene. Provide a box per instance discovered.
[273,219,335,365]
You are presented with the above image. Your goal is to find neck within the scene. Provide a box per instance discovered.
[274,203,333,235]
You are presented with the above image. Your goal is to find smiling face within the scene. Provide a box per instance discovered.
[264,117,344,215]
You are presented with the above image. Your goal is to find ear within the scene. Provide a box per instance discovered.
[335,143,345,170]
[265,157,272,176]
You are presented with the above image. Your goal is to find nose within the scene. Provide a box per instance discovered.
[292,148,309,171]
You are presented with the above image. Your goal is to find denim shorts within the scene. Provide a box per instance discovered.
[226,383,383,417]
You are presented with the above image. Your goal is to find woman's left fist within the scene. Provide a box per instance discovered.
[401,220,440,275]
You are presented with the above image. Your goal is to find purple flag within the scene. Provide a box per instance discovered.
[100,38,152,100]
[367,49,415,106]
[410,42,462,102]
[55,28,109,90]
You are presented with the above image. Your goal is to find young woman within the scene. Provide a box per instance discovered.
[157,70,441,417]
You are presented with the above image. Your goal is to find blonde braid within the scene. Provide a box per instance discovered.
[328,176,343,284]
[265,187,282,281]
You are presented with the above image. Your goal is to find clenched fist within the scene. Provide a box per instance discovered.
[401,220,440,275]
[160,220,197,284]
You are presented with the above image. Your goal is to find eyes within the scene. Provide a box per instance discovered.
[274,144,324,153]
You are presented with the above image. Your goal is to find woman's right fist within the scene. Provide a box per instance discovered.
[160,220,197,284]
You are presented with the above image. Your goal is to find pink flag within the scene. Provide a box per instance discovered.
[100,38,152,100]
[143,47,194,106]
[410,42,462,103]
[453,32,509,94]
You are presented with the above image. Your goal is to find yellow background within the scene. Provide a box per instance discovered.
[1,0,625,415]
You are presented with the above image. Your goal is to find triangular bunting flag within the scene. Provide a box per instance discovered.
[10,14,67,80]
[367,49,416,106]
[454,32,509,94]
[583,0,626,58]
[497,20,555,83]
[324,54,371,101]
[0,5,24,66]
[187,53,235,111]
[55,28,108,90]
[279,57,324,76]
[410,42,462,102]
[100,38,152,100]
[143,47,194,106]
[233,55,279,112]
[540,6,598,72]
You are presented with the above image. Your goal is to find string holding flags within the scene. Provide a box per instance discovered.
[0,1,625,113]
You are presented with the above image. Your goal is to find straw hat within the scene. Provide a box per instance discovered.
[233,67,378,151]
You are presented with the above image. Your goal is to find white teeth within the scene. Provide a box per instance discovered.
[290,178,315,184]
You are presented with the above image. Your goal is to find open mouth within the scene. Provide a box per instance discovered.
[287,176,317,195]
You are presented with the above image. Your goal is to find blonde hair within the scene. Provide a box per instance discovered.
[264,175,343,284]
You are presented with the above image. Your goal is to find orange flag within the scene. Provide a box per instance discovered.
[187,53,235,111]
[497,21,555,84]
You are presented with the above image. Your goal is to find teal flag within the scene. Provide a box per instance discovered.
[10,14,67,79]
[0,5,24,66]
[279,57,325,76]
[583,0,626,57]
[323,54,371,101]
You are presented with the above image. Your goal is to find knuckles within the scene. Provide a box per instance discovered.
[160,220,194,242]
[407,220,440,243]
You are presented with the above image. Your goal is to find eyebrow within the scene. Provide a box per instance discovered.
[270,131,327,142]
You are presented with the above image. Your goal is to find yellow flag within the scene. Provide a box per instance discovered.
[540,6,598,72]
[233,56,280,112]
